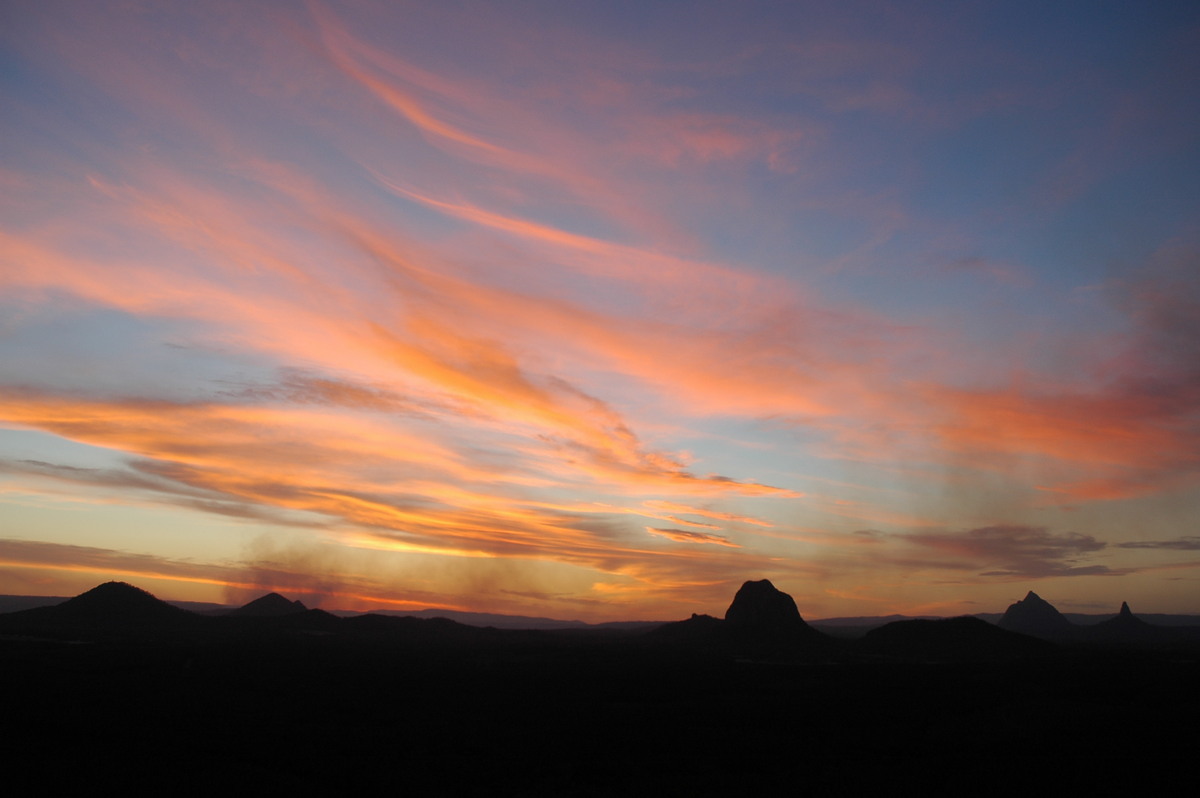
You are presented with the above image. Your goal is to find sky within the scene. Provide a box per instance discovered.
[2,1,1198,621]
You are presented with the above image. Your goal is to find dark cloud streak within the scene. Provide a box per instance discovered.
[907,524,1114,578]
[646,526,740,547]
[1115,537,1200,551]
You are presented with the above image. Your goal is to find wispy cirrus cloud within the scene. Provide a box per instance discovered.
[0,386,795,597]
[3,0,1198,620]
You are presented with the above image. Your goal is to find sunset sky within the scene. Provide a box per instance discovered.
[2,1,1198,620]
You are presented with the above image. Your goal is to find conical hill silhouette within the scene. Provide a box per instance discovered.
[1090,601,1160,643]
[998,591,1074,639]
[233,592,308,617]
[1,581,194,630]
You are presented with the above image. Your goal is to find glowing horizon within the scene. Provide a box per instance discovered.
[2,1,1198,620]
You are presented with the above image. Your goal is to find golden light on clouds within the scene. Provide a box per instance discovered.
[2,1,1198,620]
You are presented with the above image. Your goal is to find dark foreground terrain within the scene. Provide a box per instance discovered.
[3,582,1198,794]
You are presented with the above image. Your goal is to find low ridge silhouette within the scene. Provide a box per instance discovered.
[864,616,1049,661]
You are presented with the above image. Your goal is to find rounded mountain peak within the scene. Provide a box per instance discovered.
[724,579,807,630]
[53,581,190,626]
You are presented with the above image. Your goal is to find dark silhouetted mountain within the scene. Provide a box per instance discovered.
[341,612,498,648]
[167,599,230,615]
[812,613,941,627]
[671,581,830,654]
[345,608,577,629]
[647,613,725,645]
[269,607,344,632]
[4,580,1194,663]
[725,579,811,633]
[811,614,946,639]
[729,580,828,652]
[337,607,664,631]
[1087,601,1162,644]
[0,581,195,632]
[864,616,1051,661]
[997,591,1074,639]
[1066,611,1200,627]
[233,592,308,617]
[647,581,831,657]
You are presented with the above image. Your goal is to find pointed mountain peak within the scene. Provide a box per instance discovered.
[1094,599,1156,639]
[998,589,1072,636]
[234,592,308,617]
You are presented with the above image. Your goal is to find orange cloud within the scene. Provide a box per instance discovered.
[0,537,465,611]
[0,386,801,597]
[926,384,1200,500]
[3,158,815,500]
[309,3,697,247]
[315,8,511,162]
[7,0,1198,623]
[643,500,776,527]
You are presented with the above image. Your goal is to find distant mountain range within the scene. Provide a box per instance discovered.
[6,587,1196,629]
[2,581,1198,658]
[7,580,1197,794]
[0,592,662,630]
[993,590,1199,646]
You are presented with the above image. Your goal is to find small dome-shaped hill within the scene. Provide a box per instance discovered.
[864,616,1050,661]
[54,581,193,625]
[0,581,196,633]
